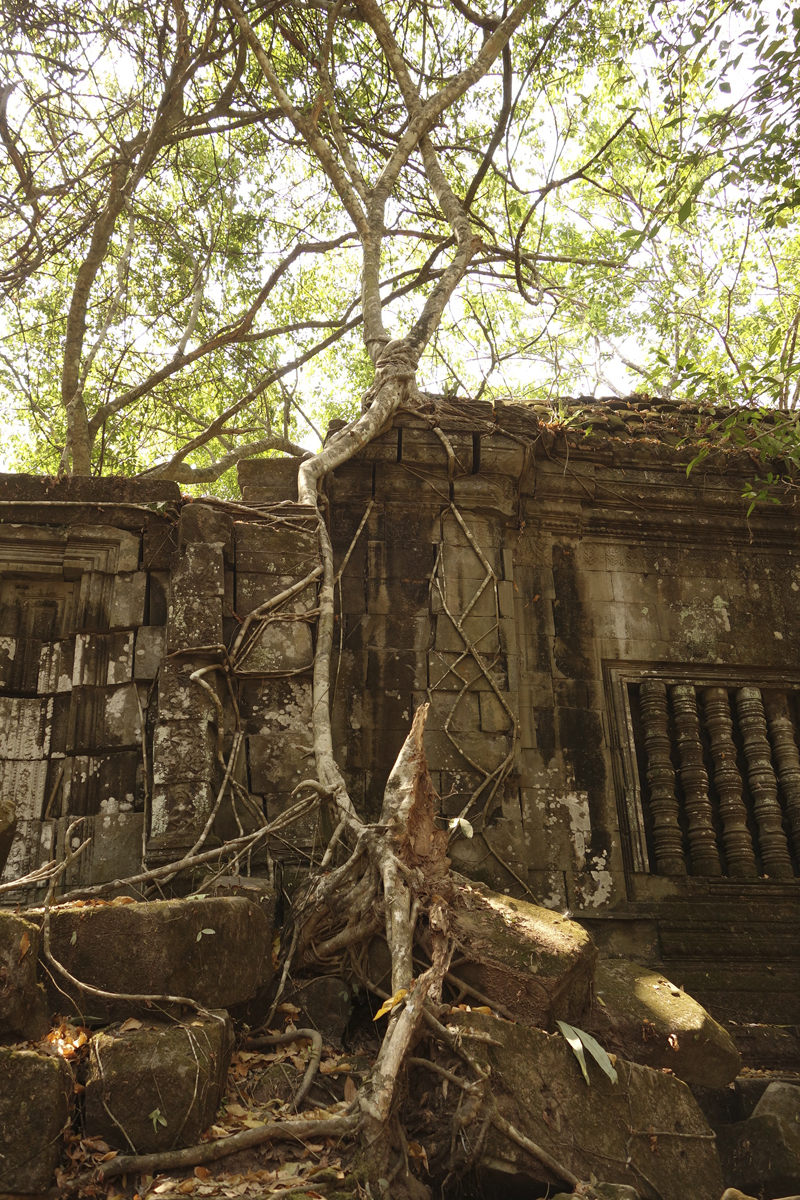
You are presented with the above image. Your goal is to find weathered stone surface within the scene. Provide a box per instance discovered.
[61,811,144,891]
[0,913,49,1042]
[238,619,313,674]
[133,624,166,679]
[450,882,597,1029]
[109,570,147,629]
[425,1011,723,1200]
[581,957,741,1088]
[84,1011,233,1153]
[288,976,353,1045]
[179,503,234,564]
[0,1047,72,1192]
[238,457,299,502]
[167,543,224,651]
[717,1082,800,1199]
[0,796,15,875]
[204,874,276,928]
[42,896,270,1020]
[553,1188,640,1200]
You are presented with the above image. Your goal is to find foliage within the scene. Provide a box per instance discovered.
[2,0,800,483]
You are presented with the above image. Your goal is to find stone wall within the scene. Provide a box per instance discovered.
[2,396,800,1026]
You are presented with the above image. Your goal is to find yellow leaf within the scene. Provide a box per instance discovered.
[372,988,407,1021]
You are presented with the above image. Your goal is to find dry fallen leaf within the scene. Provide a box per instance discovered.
[18,931,30,961]
[407,1142,430,1173]
[119,1018,142,1033]
[343,1076,357,1104]
[194,1167,210,1181]
[178,1180,195,1193]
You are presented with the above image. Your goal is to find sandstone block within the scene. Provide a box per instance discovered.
[179,503,234,564]
[237,619,313,674]
[0,913,49,1042]
[84,1011,233,1153]
[134,625,165,679]
[42,896,270,1021]
[0,1047,72,1192]
[288,976,354,1045]
[0,797,17,875]
[426,1011,723,1200]
[450,883,597,1029]
[581,957,741,1088]
[716,1082,800,1199]
[109,570,147,629]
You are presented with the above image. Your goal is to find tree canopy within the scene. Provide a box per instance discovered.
[1,0,799,487]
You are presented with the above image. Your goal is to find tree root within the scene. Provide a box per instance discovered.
[51,1113,360,1197]
[243,1029,323,1110]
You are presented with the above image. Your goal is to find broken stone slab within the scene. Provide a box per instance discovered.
[40,896,271,1022]
[423,1011,723,1200]
[448,882,597,1029]
[717,1081,800,1199]
[580,957,741,1088]
[0,912,50,1043]
[84,1010,233,1153]
[0,1047,72,1192]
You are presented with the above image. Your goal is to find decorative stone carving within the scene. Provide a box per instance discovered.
[736,686,794,878]
[671,684,721,876]
[702,687,757,877]
[640,679,686,875]
[763,690,800,864]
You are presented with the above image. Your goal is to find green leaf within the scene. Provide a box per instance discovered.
[573,1026,619,1084]
[557,1021,618,1085]
[557,1021,590,1085]
[70,930,77,946]
[678,197,693,224]
[196,927,216,940]
[149,1107,167,1130]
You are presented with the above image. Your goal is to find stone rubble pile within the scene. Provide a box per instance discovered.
[0,885,798,1199]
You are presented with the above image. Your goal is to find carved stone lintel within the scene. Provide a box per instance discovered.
[763,690,800,863]
[702,687,757,878]
[671,685,722,876]
[736,686,794,879]
[640,679,686,875]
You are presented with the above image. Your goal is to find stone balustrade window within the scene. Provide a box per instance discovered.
[607,666,800,879]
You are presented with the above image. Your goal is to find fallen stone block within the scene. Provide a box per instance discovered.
[0,1047,72,1192]
[0,912,49,1043]
[717,1081,800,1199]
[580,957,741,1088]
[417,1010,723,1200]
[42,896,270,1021]
[448,881,597,1028]
[84,1011,233,1153]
